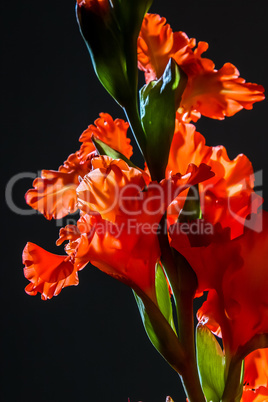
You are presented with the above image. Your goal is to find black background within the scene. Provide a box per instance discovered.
[1,1,267,401]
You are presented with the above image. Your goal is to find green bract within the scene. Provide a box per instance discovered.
[134,283,185,374]
[92,136,137,168]
[76,1,152,107]
[140,59,187,181]
[196,323,226,402]
[155,263,177,334]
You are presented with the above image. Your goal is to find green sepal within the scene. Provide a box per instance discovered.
[155,263,177,335]
[140,59,187,181]
[110,0,153,99]
[196,323,226,402]
[178,184,202,223]
[91,136,138,168]
[133,288,185,374]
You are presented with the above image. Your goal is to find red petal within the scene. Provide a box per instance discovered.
[242,386,268,402]
[138,13,213,85]
[23,243,78,300]
[77,156,146,222]
[181,63,265,121]
[79,113,132,161]
[244,349,268,389]
[72,214,160,302]
[25,152,91,220]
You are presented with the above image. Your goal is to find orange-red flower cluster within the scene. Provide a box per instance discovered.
[23,5,268,402]
[23,13,267,395]
[24,113,216,300]
[136,12,268,372]
[23,109,264,327]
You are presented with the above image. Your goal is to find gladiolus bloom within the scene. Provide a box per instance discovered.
[25,114,132,220]
[138,14,265,122]
[170,211,268,353]
[167,119,263,239]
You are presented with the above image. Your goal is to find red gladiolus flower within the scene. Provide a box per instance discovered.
[23,243,78,300]
[60,213,160,302]
[170,211,268,353]
[138,14,265,122]
[25,113,132,220]
[25,152,91,220]
[138,14,208,84]
[180,63,265,122]
[76,156,146,222]
[167,119,263,239]
[68,155,212,300]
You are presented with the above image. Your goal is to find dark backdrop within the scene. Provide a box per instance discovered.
[1,1,267,401]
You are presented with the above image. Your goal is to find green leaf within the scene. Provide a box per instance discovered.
[134,291,163,352]
[196,323,226,402]
[91,136,138,168]
[133,288,185,374]
[140,59,187,181]
[155,264,177,334]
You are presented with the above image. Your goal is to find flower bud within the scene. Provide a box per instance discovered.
[76,0,153,107]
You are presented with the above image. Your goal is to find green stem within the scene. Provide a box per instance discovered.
[158,216,206,402]
[174,256,205,402]
[221,355,244,402]
[222,334,268,401]
[179,364,205,402]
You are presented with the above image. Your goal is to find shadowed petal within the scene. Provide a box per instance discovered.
[171,211,268,353]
